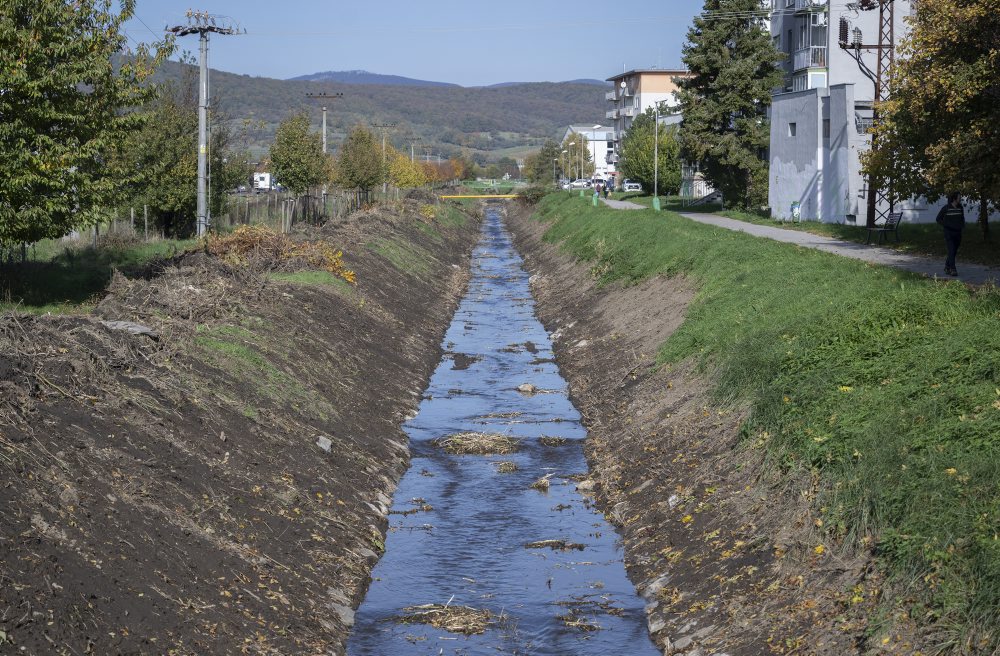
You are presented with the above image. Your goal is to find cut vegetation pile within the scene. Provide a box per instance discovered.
[512,193,1000,654]
[396,603,498,636]
[433,431,520,455]
[0,197,479,654]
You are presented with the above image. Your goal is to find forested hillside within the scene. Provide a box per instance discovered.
[155,61,608,162]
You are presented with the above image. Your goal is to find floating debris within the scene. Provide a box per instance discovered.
[526,539,585,551]
[531,473,553,492]
[516,383,538,396]
[477,411,523,420]
[495,461,519,473]
[396,603,497,636]
[539,436,568,447]
[433,432,520,455]
[555,609,601,632]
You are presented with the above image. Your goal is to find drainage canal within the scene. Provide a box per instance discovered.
[347,207,658,655]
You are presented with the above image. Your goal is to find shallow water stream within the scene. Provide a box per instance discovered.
[347,207,659,655]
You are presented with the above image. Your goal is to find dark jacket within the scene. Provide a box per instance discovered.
[936,202,965,230]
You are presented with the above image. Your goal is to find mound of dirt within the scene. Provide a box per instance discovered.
[0,200,480,654]
[508,203,893,655]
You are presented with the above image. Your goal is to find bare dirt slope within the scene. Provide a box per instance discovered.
[0,199,480,655]
[509,204,892,656]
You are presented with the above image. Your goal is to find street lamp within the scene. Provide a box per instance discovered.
[653,103,661,211]
[590,124,602,180]
[553,158,558,186]
[568,142,576,180]
[561,149,568,189]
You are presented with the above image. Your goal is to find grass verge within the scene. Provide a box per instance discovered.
[718,209,1000,268]
[267,270,355,294]
[535,191,999,650]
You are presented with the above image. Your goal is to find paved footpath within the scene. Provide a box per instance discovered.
[599,197,998,285]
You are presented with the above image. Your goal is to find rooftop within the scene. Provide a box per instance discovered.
[606,68,689,82]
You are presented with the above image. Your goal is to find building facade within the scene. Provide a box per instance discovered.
[561,125,616,178]
[605,69,691,177]
[767,0,936,222]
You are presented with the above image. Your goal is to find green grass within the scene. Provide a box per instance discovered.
[438,204,470,226]
[366,237,433,276]
[535,192,1000,650]
[612,193,724,213]
[1,237,195,314]
[718,209,1000,268]
[267,270,355,294]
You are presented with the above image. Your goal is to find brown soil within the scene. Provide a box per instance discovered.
[508,204,896,656]
[0,198,480,655]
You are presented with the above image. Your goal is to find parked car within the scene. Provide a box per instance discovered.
[569,179,592,189]
[622,179,642,192]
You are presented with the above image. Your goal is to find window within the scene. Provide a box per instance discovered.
[788,122,797,136]
[822,119,830,139]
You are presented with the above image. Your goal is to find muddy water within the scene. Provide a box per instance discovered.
[347,207,658,655]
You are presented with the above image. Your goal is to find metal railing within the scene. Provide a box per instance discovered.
[794,0,826,10]
[605,91,617,101]
[794,45,827,70]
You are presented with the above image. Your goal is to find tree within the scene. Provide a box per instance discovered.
[677,0,784,210]
[114,69,253,237]
[0,0,170,246]
[335,125,383,192]
[862,0,999,240]
[560,132,593,180]
[270,112,329,196]
[523,139,562,184]
[388,148,426,188]
[620,107,682,195]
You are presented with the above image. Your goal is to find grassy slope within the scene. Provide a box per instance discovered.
[535,192,999,650]
[1,238,195,314]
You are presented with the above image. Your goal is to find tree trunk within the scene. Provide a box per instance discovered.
[979,195,990,242]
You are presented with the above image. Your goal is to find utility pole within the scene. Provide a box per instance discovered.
[838,0,896,228]
[371,122,397,194]
[305,92,344,154]
[168,10,242,237]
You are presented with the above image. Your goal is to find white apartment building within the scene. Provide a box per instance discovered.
[605,69,691,177]
[561,125,616,178]
[765,0,964,223]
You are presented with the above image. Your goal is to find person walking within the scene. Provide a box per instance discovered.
[936,192,966,276]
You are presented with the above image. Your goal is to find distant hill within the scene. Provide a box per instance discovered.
[153,61,609,162]
[288,69,460,88]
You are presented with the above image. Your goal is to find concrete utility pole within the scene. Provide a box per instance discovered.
[838,0,896,228]
[305,92,344,154]
[168,10,242,237]
[371,122,397,194]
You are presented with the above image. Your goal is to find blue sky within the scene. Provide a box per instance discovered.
[125,1,703,86]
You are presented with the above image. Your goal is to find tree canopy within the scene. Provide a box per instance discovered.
[0,0,170,245]
[677,0,783,210]
[619,108,682,196]
[862,0,999,238]
[522,139,562,184]
[335,125,383,192]
[269,112,330,195]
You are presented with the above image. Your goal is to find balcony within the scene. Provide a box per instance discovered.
[794,45,827,71]
[622,106,638,117]
[794,0,826,10]
[605,90,617,101]
[606,109,619,120]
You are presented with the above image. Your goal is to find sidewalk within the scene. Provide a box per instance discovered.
[597,197,998,284]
